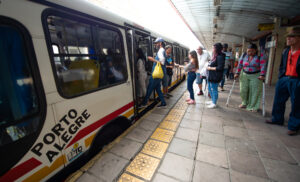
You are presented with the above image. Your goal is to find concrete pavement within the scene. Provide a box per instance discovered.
[70,80,300,182]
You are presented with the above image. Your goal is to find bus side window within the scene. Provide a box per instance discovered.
[45,14,128,97]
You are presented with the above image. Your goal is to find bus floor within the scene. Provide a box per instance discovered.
[67,80,300,182]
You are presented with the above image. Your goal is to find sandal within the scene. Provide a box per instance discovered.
[239,104,246,109]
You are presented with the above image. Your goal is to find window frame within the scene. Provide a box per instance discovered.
[0,15,46,176]
[42,9,128,99]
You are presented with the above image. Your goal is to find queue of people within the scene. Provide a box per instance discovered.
[136,27,299,136]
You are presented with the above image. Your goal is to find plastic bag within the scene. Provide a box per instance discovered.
[152,62,164,79]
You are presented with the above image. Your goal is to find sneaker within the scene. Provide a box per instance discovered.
[206,103,216,109]
[157,103,167,108]
[205,101,213,105]
[164,94,170,99]
[197,90,204,95]
[167,93,173,97]
[187,100,196,105]
[221,87,225,91]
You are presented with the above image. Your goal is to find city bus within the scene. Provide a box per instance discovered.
[0,0,189,181]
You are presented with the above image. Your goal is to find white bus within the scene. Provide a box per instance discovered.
[0,0,189,181]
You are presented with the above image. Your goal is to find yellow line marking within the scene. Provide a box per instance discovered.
[118,173,145,182]
[85,133,96,148]
[141,139,169,159]
[123,108,134,118]
[23,155,66,182]
[150,128,175,143]
[125,153,160,181]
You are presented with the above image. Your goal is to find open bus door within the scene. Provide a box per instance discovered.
[126,25,153,120]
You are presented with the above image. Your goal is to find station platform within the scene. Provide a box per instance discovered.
[68,80,300,182]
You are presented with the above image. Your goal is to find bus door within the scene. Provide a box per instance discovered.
[126,27,152,118]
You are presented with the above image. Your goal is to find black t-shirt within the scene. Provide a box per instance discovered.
[165,56,173,75]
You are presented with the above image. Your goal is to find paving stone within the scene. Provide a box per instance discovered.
[228,151,268,178]
[152,173,179,182]
[201,115,224,125]
[224,126,249,139]
[201,120,224,134]
[193,161,230,182]
[180,118,201,131]
[243,119,271,131]
[196,144,228,168]
[76,172,105,182]
[152,108,170,115]
[137,119,159,132]
[168,137,197,159]
[247,129,277,143]
[109,138,143,160]
[230,170,270,182]
[255,140,297,164]
[145,113,165,123]
[288,147,300,164]
[225,136,257,155]
[158,152,194,181]
[183,112,202,121]
[223,119,245,128]
[88,153,128,181]
[175,127,199,142]
[186,106,203,114]
[279,134,300,149]
[262,157,300,182]
[199,131,225,148]
[125,127,152,143]
[268,124,289,135]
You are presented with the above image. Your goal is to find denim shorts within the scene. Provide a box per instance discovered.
[196,73,204,84]
[162,74,168,87]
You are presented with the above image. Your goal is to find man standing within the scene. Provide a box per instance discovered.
[220,43,234,91]
[266,26,300,136]
[196,46,210,95]
[141,37,167,108]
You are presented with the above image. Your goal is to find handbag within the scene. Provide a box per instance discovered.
[152,62,164,79]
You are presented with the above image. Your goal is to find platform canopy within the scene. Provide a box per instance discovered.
[170,0,300,50]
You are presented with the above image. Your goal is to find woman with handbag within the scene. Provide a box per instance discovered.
[206,43,225,108]
[175,50,199,104]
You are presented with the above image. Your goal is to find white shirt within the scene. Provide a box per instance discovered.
[197,51,210,74]
[157,47,166,65]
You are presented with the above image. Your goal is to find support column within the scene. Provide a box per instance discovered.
[266,18,287,85]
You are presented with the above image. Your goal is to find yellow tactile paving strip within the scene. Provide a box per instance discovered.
[118,94,188,181]
[125,153,160,181]
[159,120,179,131]
[141,139,169,159]
[119,173,145,182]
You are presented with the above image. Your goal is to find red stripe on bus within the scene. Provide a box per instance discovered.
[0,158,42,182]
[66,102,134,148]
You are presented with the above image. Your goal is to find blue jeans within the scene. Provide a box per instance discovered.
[187,72,196,100]
[272,76,300,131]
[220,68,228,88]
[143,77,166,105]
[208,82,219,104]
